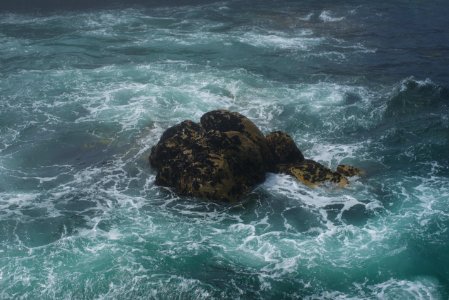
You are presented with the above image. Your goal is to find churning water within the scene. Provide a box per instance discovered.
[1,0,449,298]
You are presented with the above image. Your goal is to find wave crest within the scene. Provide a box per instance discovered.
[384,77,449,118]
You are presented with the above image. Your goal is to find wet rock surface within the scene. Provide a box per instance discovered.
[336,164,364,177]
[266,131,304,168]
[149,110,362,201]
[201,110,272,164]
[275,160,349,188]
[150,111,266,201]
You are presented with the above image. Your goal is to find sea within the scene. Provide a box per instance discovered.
[1,0,449,298]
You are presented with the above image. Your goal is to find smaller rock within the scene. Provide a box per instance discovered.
[277,160,349,188]
[266,131,304,168]
[336,164,364,177]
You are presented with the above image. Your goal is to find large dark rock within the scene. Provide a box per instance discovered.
[150,112,267,201]
[150,110,361,201]
[200,110,272,164]
[149,120,205,171]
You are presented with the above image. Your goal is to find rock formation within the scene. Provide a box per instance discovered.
[266,131,305,167]
[336,164,364,177]
[149,109,362,201]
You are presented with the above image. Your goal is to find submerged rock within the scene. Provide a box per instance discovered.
[149,109,361,201]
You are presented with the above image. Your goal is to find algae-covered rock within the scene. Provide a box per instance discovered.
[149,120,205,170]
[336,164,364,177]
[265,132,349,187]
[149,109,360,201]
[200,110,272,164]
[276,160,349,188]
[150,113,266,201]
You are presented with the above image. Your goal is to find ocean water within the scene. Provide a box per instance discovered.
[1,0,449,298]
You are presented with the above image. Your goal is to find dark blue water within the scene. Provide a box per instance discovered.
[1,1,449,298]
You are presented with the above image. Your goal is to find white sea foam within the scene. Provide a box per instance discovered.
[306,51,348,61]
[332,40,377,54]
[240,31,323,50]
[319,10,345,22]
[371,277,442,299]
[307,142,363,168]
[299,13,314,21]
[0,193,41,217]
[399,76,435,92]
[307,277,442,299]
[106,228,122,240]
[263,173,371,215]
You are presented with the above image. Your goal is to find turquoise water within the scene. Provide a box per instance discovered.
[1,1,449,298]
